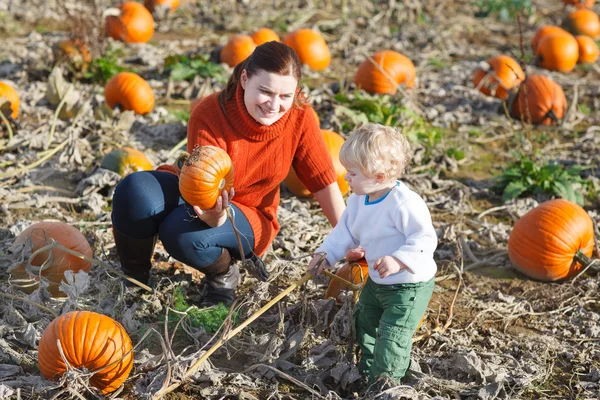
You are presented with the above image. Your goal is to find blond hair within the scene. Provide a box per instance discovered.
[339,123,412,181]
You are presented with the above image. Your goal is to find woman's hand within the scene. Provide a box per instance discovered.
[308,253,330,275]
[373,255,408,279]
[193,188,235,228]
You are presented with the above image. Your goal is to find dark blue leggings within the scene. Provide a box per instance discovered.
[111,171,255,269]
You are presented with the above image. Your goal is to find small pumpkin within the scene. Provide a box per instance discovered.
[220,35,257,67]
[100,147,153,176]
[472,55,524,100]
[105,2,155,44]
[354,50,416,95]
[52,39,92,72]
[38,311,134,394]
[143,0,180,13]
[284,129,349,198]
[283,29,331,71]
[535,33,579,72]
[0,81,20,119]
[563,9,600,38]
[324,258,369,302]
[251,28,280,45]
[563,0,595,8]
[9,222,92,297]
[531,25,571,52]
[179,145,235,209]
[510,75,567,126]
[575,35,600,63]
[104,72,155,115]
[507,199,595,281]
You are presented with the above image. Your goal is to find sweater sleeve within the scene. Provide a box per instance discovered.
[291,108,337,193]
[315,207,359,267]
[187,95,221,151]
[391,195,438,274]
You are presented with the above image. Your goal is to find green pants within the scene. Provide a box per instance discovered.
[353,277,434,382]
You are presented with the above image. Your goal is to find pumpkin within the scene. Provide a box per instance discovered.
[510,75,567,126]
[563,0,595,8]
[105,2,155,44]
[324,258,369,302]
[251,28,280,45]
[535,34,579,72]
[531,25,571,52]
[179,145,235,209]
[575,35,600,63]
[471,55,524,100]
[52,39,92,72]
[0,81,20,119]
[354,50,416,95]
[283,29,331,71]
[220,35,257,68]
[507,199,595,281]
[38,311,134,394]
[100,147,153,176]
[104,72,155,115]
[144,0,180,13]
[9,222,92,297]
[284,129,349,198]
[563,9,600,38]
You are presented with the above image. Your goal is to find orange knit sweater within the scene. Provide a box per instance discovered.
[187,84,337,256]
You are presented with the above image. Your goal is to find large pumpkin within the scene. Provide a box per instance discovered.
[100,147,153,176]
[471,55,524,100]
[105,2,155,44]
[531,25,571,52]
[563,9,600,38]
[283,29,331,71]
[324,258,369,301]
[104,72,155,115]
[251,28,280,45]
[354,50,416,95]
[179,146,235,209]
[507,199,595,281]
[535,34,579,72]
[284,129,349,197]
[9,222,92,297]
[0,81,20,119]
[563,0,595,8]
[38,311,134,394]
[510,75,567,126]
[575,35,599,63]
[220,35,257,68]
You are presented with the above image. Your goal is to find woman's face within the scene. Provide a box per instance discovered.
[240,69,298,126]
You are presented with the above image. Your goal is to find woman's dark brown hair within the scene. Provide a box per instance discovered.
[218,41,308,112]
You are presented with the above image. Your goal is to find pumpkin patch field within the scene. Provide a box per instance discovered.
[2,1,600,399]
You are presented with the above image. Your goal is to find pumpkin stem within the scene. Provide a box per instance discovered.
[546,109,560,124]
[573,250,593,267]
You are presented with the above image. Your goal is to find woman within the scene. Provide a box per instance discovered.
[111,41,346,306]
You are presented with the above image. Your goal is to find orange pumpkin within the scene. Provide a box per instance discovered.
[324,258,369,301]
[0,81,20,119]
[510,75,567,126]
[9,222,92,297]
[354,50,415,95]
[144,0,180,13]
[531,25,571,52]
[563,0,595,8]
[220,35,257,67]
[100,147,153,176]
[104,72,155,115]
[284,129,349,197]
[283,29,331,71]
[179,146,235,209]
[563,9,600,38]
[535,34,579,72]
[472,55,524,100]
[251,28,280,45]
[105,2,155,44]
[507,199,595,281]
[38,311,134,394]
[53,39,92,72]
[575,35,599,63]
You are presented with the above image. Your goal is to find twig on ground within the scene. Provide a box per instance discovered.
[245,363,326,399]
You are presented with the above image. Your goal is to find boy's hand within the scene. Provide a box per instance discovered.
[373,256,407,279]
[308,254,330,275]
[345,247,365,262]
[193,188,235,227]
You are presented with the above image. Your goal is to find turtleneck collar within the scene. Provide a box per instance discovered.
[223,83,293,142]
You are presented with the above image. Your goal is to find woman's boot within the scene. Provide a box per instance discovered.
[112,228,157,285]
[198,248,240,307]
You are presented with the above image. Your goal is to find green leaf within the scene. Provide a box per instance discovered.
[502,181,528,201]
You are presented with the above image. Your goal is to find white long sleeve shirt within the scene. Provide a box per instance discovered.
[316,181,437,284]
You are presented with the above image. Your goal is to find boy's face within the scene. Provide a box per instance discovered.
[240,69,297,126]
[344,167,380,196]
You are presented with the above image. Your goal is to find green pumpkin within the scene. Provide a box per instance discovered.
[100,147,153,176]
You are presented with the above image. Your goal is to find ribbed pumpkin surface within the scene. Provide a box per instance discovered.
[354,50,415,95]
[472,55,524,100]
[10,222,92,297]
[0,81,20,119]
[100,147,153,176]
[179,146,235,209]
[104,72,155,115]
[105,1,155,43]
[510,75,567,125]
[38,311,134,394]
[324,258,369,301]
[507,199,595,281]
